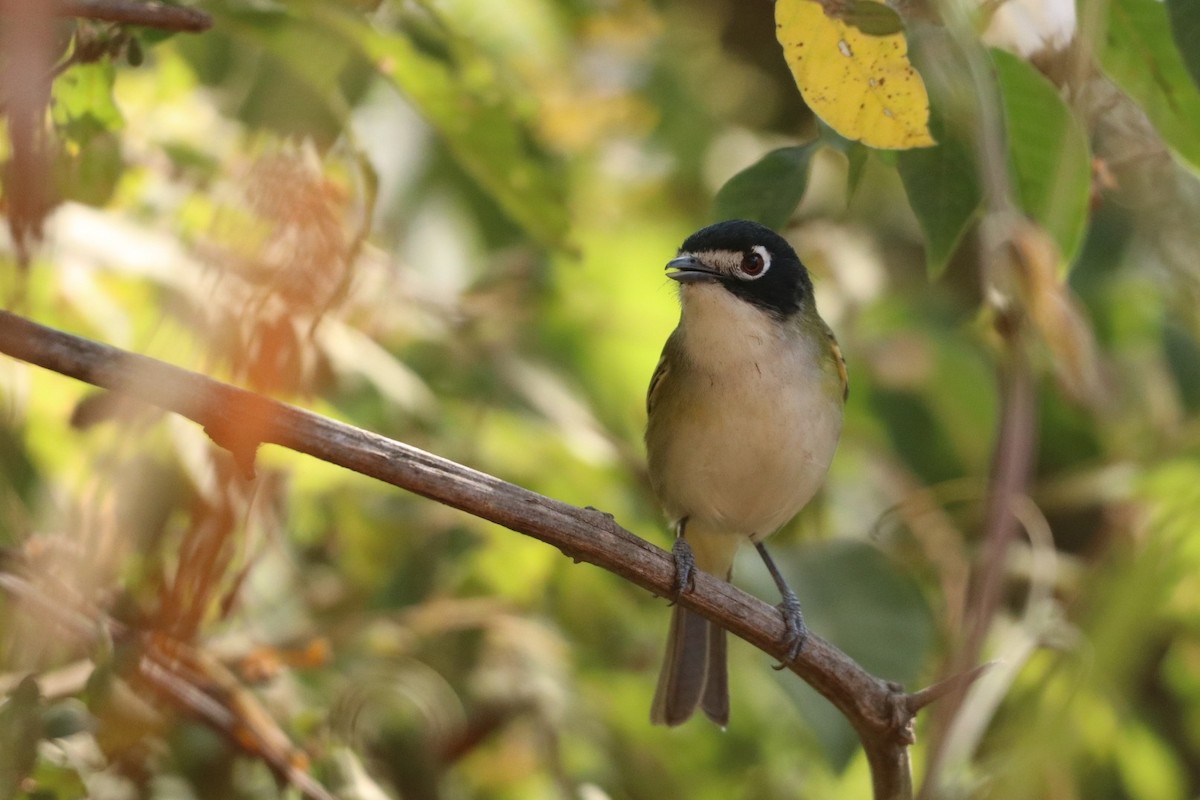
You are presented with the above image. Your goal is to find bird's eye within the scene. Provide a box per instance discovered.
[738,246,771,279]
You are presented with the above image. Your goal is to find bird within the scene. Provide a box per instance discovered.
[645,219,847,727]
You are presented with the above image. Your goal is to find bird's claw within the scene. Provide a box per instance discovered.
[770,590,808,670]
[669,537,697,604]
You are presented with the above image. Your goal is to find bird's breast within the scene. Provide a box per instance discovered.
[647,285,843,539]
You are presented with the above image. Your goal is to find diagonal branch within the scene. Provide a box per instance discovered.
[0,309,971,800]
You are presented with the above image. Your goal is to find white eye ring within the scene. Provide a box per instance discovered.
[737,245,772,280]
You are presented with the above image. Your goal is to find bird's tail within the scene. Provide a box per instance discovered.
[650,523,738,726]
[650,604,728,726]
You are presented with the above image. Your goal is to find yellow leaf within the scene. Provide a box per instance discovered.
[776,0,935,150]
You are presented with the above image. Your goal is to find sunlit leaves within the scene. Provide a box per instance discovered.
[713,144,817,229]
[50,62,124,206]
[187,2,569,250]
[52,62,123,133]
[316,4,570,250]
[775,0,934,150]
[993,49,1091,267]
[1102,0,1200,169]
[182,7,372,147]
[1114,721,1189,800]
[7,0,1200,797]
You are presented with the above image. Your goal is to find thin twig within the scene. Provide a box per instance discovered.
[0,309,988,800]
[965,349,1037,654]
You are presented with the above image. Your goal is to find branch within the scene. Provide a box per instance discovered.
[965,347,1037,655]
[51,0,212,32]
[0,310,969,800]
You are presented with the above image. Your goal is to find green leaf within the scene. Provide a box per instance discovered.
[1167,0,1200,91]
[842,0,905,36]
[55,130,122,207]
[817,123,870,197]
[794,539,933,677]
[0,676,43,800]
[845,144,870,196]
[190,1,568,247]
[52,62,124,136]
[1103,0,1200,169]
[712,144,817,230]
[897,113,982,279]
[126,36,145,67]
[992,49,1091,267]
[316,4,570,251]
[0,426,36,520]
[766,539,934,768]
[189,6,372,149]
[50,62,125,206]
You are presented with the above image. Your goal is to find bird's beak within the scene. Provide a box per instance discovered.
[665,255,721,283]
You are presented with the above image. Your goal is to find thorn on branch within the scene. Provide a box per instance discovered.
[905,661,996,716]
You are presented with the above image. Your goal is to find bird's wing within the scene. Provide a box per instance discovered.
[646,334,677,416]
[826,327,849,403]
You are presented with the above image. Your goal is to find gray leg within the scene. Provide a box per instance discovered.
[755,541,808,666]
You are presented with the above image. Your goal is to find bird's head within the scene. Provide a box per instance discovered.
[666,220,813,319]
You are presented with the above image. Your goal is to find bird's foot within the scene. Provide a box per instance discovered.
[668,537,697,604]
[771,590,809,670]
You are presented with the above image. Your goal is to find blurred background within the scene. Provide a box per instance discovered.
[2,0,1200,797]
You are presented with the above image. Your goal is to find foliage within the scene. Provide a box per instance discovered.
[1,0,1200,799]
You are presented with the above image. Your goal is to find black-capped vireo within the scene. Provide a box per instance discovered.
[646,219,847,726]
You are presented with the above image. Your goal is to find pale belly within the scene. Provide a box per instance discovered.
[650,385,840,539]
[647,283,844,544]
[647,347,842,542]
